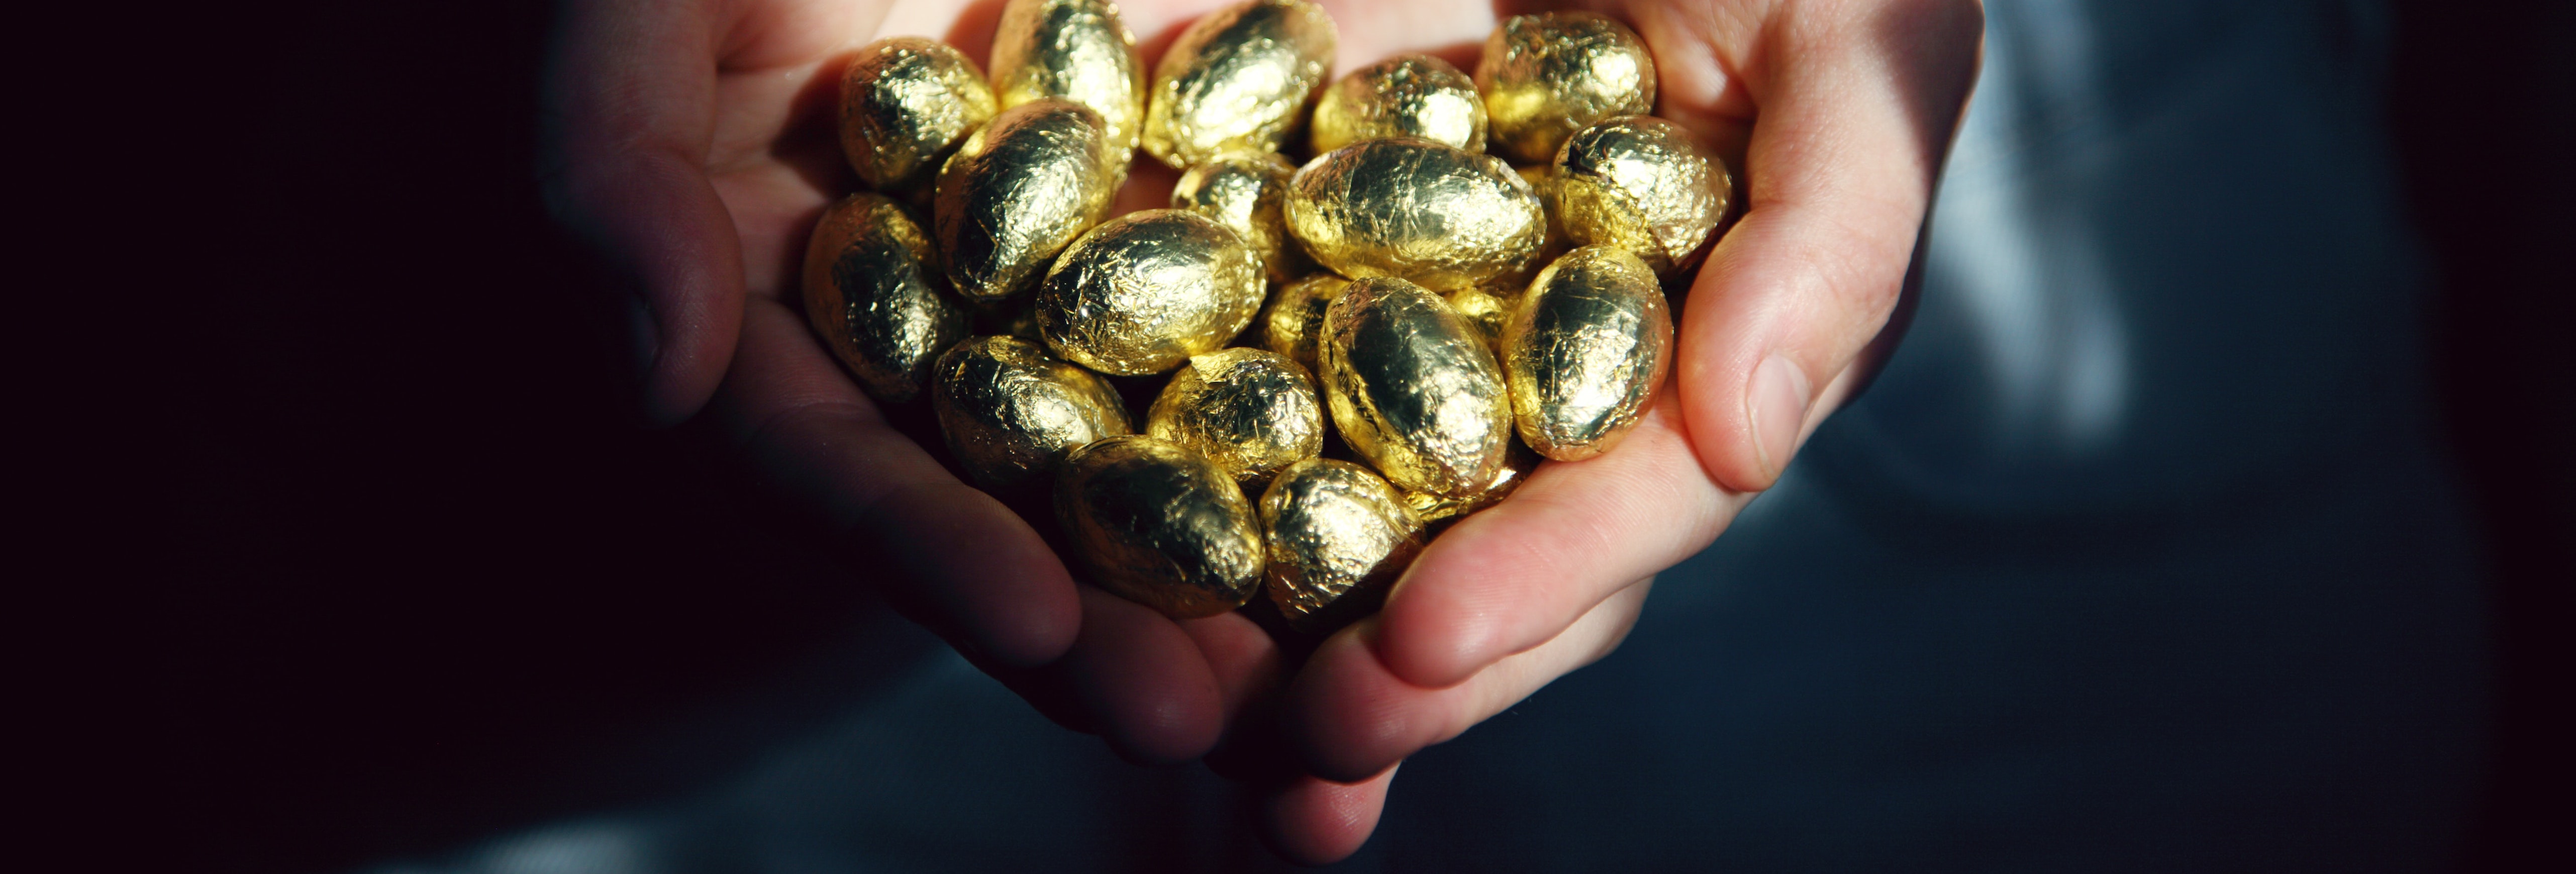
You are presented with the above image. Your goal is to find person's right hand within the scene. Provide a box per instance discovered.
[538,0,1286,768]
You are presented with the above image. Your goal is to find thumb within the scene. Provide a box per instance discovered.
[1674,0,1980,491]
[539,0,744,427]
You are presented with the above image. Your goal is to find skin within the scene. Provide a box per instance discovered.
[540,0,1981,864]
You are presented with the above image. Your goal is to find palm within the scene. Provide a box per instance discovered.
[550,0,1977,863]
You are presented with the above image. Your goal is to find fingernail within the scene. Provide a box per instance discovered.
[1748,353,1812,481]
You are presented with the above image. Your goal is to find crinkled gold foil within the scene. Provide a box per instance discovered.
[1258,458,1422,632]
[988,0,1147,155]
[1285,138,1545,289]
[1147,347,1325,487]
[1503,245,1671,460]
[1445,286,1514,356]
[1516,164,1574,272]
[1260,272,1350,373]
[1401,440,1537,529]
[1034,209,1265,376]
[1553,115,1730,276]
[1320,276,1513,497]
[932,335,1133,490]
[1055,435,1265,619]
[803,193,970,403]
[1476,13,1657,164]
[1310,54,1488,155]
[934,99,1119,304]
[1171,150,1311,284]
[839,37,998,196]
[1141,0,1337,169]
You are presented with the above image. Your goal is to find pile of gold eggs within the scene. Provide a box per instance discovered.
[807,0,1732,631]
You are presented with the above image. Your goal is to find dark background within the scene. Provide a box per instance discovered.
[146,2,2567,872]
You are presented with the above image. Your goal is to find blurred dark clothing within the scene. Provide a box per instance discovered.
[173,0,2569,872]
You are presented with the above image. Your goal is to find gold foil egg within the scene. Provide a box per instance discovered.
[1445,286,1514,355]
[931,335,1133,490]
[1517,164,1574,269]
[1146,348,1325,487]
[1476,13,1658,165]
[1054,435,1265,619]
[1141,0,1337,169]
[1309,54,1488,155]
[1285,138,1546,289]
[1502,245,1671,460]
[1171,150,1311,284]
[838,37,999,196]
[1553,115,1730,276]
[1260,272,1351,372]
[803,192,970,403]
[934,99,1120,304]
[1259,458,1423,632]
[1320,276,1513,497]
[988,0,1147,154]
[1034,209,1265,376]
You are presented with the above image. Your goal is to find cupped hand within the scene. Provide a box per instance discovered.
[539,0,1980,864]
[1265,0,1981,863]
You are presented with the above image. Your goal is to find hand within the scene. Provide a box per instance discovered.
[1263,0,1981,863]
[538,0,1291,769]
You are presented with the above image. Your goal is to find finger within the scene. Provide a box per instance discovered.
[712,299,1081,669]
[1661,0,1984,491]
[1256,765,1398,865]
[1059,587,1228,764]
[540,0,745,426]
[1289,580,1652,784]
[1373,393,1741,688]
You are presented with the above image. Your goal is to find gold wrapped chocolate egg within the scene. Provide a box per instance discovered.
[1285,138,1546,289]
[988,0,1147,154]
[1553,115,1730,276]
[1309,54,1488,155]
[1141,0,1337,169]
[931,336,1133,490]
[838,37,998,196]
[1034,209,1265,376]
[1502,245,1671,460]
[1171,150,1311,284]
[1320,277,1513,498]
[1258,458,1423,632]
[1260,272,1350,372]
[1517,164,1574,269]
[1476,13,1657,165]
[935,99,1120,304]
[802,193,969,403]
[1147,348,1325,487]
[1054,435,1264,619]
[1445,286,1514,355]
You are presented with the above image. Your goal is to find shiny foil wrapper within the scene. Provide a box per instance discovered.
[1260,272,1351,373]
[1503,245,1671,460]
[1516,164,1574,271]
[1310,54,1487,155]
[1259,458,1423,632]
[935,99,1120,304]
[932,335,1133,490]
[1055,435,1265,619]
[803,193,970,403]
[1401,440,1536,529]
[1142,0,1337,169]
[1147,347,1325,488]
[1554,115,1730,276]
[988,0,1147,154]
[1035,209,1265,376]
[1171,150,1312,284]
[1285,138,1546,289]
[1445,286,1514,355]
[1476,13,1658,165]
[1320,276,1513,497]
[839,37,998,196]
